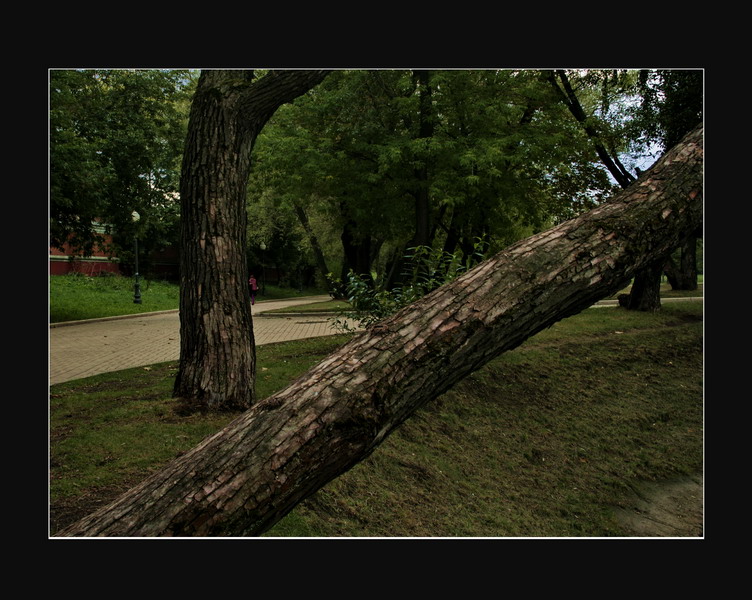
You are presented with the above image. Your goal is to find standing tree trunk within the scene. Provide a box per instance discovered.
[59,125,703,538]
[173,70,328,412]
[292,200,331,289]
[385,70,435,290]
[618,259,665,311]
[339,215,375,281]
[666,234,699,290]
[619,257,664,311]
[410,69,434,250]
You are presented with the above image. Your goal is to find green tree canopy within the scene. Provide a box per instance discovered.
[248,69,621,287]
[631,69,703,151]
[50,69,193,260]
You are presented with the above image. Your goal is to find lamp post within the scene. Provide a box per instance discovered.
[259,242,267,296]
[131,211,142,304]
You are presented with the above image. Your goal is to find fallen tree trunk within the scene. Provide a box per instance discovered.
[58,125,703,537]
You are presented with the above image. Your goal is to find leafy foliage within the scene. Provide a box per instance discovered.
[630,70,703,151]
[50,68,687,290]
[249,70,623,290]
[330,238,487,331]
[50,69,193,263]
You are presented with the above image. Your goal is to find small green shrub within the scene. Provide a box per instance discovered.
[330,239,487,331]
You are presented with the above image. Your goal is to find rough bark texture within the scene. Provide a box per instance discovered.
[666,234,699,290]
[618,259,664,311]
[59,125,703,538]
[173,70,328,411]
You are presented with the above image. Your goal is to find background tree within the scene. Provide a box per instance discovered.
[50,69,191,271]
[249,70,618,294]
[172,69,328,412]
[245,188,318,290]
[545,68,687,310]
[248,70,413,287]
[50,70,114,257]
[546,69,639,188]
[630,69,703,291]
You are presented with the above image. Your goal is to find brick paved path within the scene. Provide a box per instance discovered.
[49,295,701,386]
[49,296,354,385]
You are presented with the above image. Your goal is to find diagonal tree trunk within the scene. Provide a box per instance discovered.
[173,70,328,412]
[548,69,669,311]
[59,125,703,537]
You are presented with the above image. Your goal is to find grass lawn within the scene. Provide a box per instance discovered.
[49,274,180,323]
[49,273,702,323]
[49,301,703,537]
[49,274,327,323]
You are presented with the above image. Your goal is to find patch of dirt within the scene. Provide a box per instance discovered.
[612,474,703,537]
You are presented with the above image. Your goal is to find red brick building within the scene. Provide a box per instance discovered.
[49,221,180,279]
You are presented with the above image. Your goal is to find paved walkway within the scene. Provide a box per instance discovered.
[49,294,702,386]
[49,296,349,385]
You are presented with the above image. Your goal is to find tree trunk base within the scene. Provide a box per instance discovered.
[618,260,664,311]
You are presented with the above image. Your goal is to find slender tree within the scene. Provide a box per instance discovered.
[547,70,637,189]
[247,70,411,285]
[292,200,331,288]
[408,70,434,249]
[59,124,702,537]
[172,70,328,412]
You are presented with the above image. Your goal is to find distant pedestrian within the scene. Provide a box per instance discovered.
[249,274,258,305]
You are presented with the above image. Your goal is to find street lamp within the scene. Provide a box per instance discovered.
[132,211,142,304]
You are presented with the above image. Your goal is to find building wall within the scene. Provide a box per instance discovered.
[49,253,122,276]
[49,222,122,276]
[50,229,180,279]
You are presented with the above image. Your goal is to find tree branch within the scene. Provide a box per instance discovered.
[548,70,635,189]
[238,70,330,129]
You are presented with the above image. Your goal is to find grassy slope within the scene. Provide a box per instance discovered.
[49,302,702,537]
[264,303,703,537]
